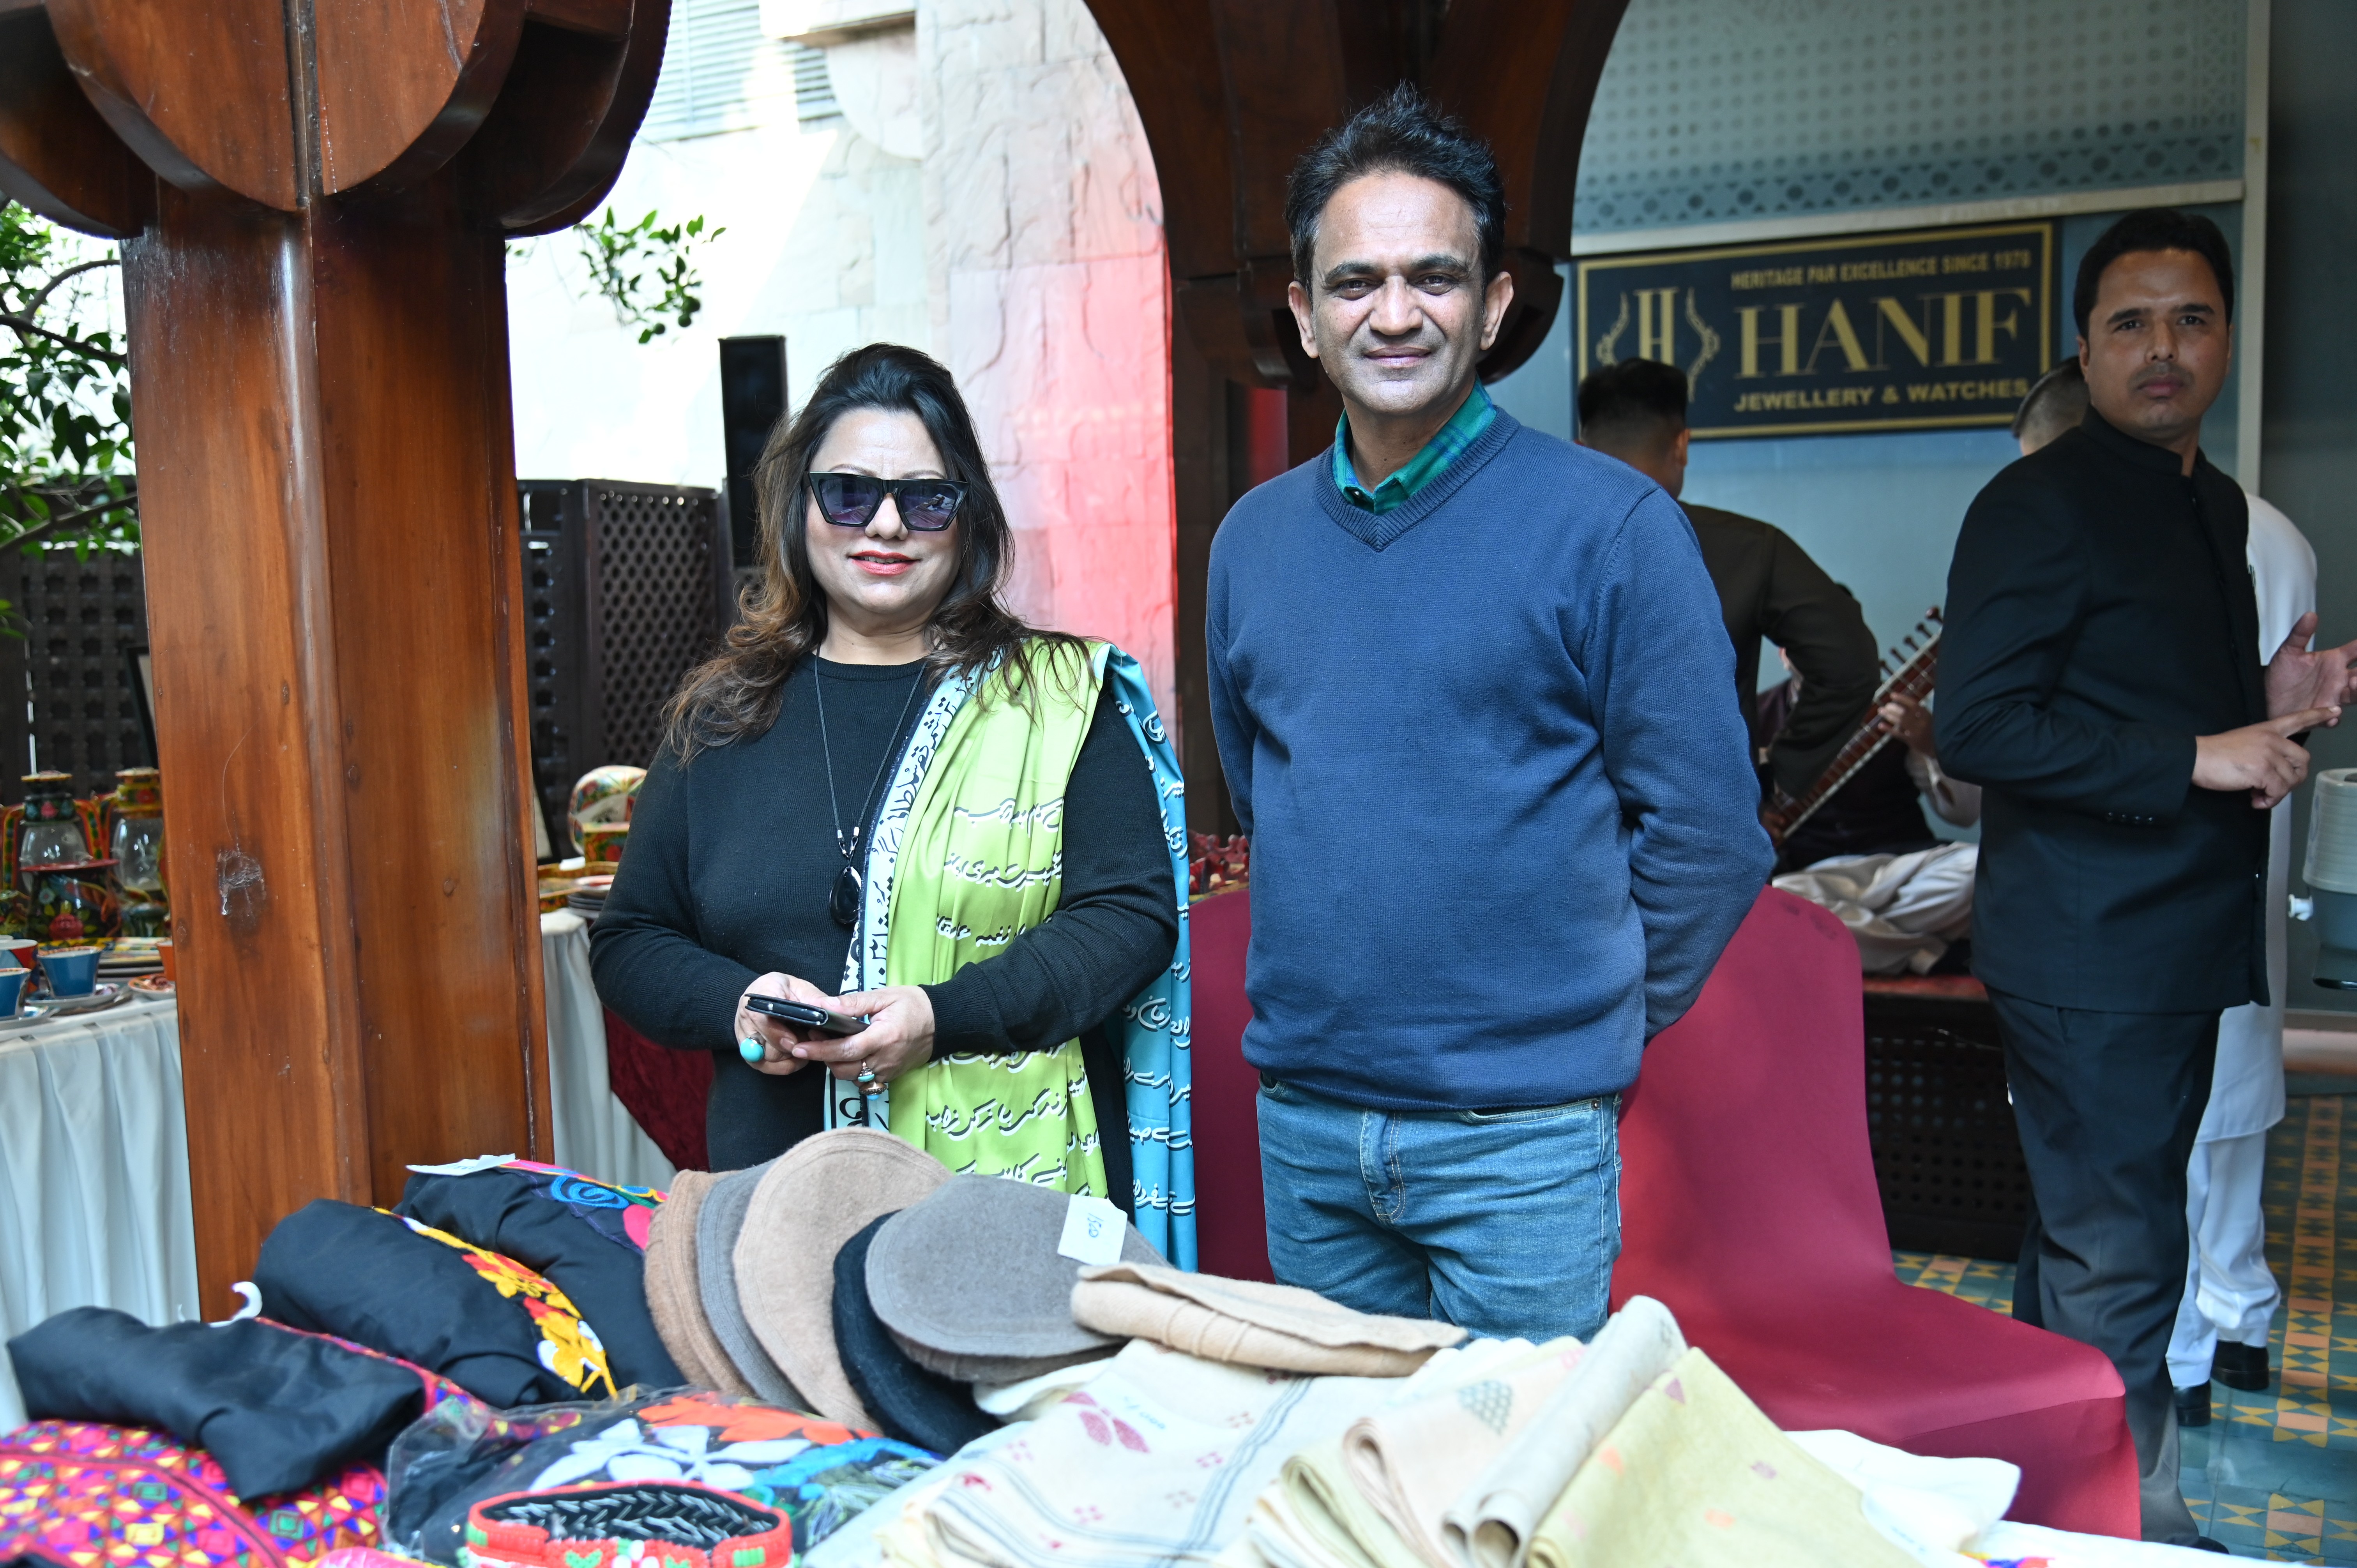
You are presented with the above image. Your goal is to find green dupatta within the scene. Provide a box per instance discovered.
[824,640,1196,1264]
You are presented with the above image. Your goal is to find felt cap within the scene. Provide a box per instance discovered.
[643,1171,747,1395]
[735,1128,951,1430]
[695,1162,805,1408]
[866,1175,1164,1381]
[831,1213,996,1457]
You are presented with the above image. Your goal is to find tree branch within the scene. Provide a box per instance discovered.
[22,257,119,318]
[5,487,138,552]
[0,313,126,365]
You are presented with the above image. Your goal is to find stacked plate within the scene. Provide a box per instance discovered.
[566,874,614,917]
[97,939,164,980]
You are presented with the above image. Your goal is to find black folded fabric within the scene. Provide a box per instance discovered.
[831,1216,995,1457]
[254,1199,617,1409]
[5,1307,432,1499]
[394,1164,681,1391]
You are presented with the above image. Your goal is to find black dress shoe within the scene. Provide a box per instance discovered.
[2175,1382,2212,1428]
[2190,1536,2230,1553]
[2212,1340,2271,1392]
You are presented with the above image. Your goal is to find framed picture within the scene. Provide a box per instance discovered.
[127,644,156,766]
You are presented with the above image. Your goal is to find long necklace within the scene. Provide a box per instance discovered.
[815,663,924,929]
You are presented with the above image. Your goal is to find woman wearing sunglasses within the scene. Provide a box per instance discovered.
[591,344,1192,1260]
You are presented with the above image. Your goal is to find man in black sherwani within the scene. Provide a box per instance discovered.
[1939,208,2357,1548]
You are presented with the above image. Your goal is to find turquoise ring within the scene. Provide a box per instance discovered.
[740,1036,765,1063]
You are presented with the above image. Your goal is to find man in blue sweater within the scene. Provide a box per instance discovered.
[1206,88,1772,1340]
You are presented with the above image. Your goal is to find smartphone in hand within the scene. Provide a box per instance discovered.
[745,994,871,1036]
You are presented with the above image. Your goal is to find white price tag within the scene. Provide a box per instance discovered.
[406,1153,516,1176]
[1056,1193,1128,1266]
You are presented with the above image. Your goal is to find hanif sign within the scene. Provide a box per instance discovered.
[1576,223,2055,438]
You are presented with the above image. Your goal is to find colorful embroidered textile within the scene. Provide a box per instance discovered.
[830,642,1196,1266]
[396,1161,678,1390]
[0,1420,386,1568]
[390,1389,936,1565]
[254,1200,617,1409]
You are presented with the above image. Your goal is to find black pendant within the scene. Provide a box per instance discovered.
[830,862,863,929]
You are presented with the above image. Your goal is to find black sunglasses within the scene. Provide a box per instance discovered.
[806,472,967,531]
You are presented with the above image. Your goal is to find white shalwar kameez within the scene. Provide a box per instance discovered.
[2167,493,2316,1389]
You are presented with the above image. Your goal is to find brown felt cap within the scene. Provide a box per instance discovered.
[644,1170,750,1395]
[735,1128,951,1430]
[866,1175,1164,1381]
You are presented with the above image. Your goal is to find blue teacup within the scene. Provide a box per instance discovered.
[37,946,102,998]
[0,968,27,1018]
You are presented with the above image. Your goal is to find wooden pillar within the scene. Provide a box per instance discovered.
[1085,0,1630,825]
[0,0,666,1309]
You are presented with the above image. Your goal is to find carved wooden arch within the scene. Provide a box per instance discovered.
[0,0,669,1307]
[1084,0,1631,834]
[1083,0,1631,392]
[0,0,664,239]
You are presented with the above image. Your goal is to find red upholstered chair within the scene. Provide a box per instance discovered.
[1614,888,2138,1536]
[1188,888,1275,1282]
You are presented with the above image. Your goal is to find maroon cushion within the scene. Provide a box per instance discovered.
[1613,889,2138,1537]
[603,1009,712,1172]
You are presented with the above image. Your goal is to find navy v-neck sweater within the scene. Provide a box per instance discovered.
[1206,411,1773,1112]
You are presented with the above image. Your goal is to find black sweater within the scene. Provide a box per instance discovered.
[590,655,1177,1172]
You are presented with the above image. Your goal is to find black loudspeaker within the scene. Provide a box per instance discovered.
[718,335,788,568]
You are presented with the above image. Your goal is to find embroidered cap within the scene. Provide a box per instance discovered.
[460,1482,793,1568]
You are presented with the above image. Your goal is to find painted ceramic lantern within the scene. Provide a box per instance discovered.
[18,772,86,869]
[15,772,117,943]
[110,767,168,937]
[568,765,645,855]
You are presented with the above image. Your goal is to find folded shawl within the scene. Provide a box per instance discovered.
[1071,1264,1464,1377]
[1340,1340,1586,1568]
[903,1340,1398,1568]
[1438,1296,1684,1568]
[1527,1350,1911,1568]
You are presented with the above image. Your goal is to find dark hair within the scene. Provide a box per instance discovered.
[1285,84,1506,286]
[1575,357,1689,448]
[2011,358,2088,444]
[662,343,1078,758]
[2072,208,2236,339]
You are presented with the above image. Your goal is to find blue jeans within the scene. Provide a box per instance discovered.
[1255,1076,1621,1341]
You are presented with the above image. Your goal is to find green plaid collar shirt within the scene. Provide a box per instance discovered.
[1332,382,1497,514]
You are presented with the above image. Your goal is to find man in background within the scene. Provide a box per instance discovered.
[1939,209,2356,1545]
[2014,359,2316,1432]
[1576,357,1881,805]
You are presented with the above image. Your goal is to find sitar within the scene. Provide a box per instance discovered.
[1761,608,1942,848]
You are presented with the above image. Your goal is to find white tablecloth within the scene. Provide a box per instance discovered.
[0,916,671,1431]
[0,995,195,1431]
[541,911,674,1190]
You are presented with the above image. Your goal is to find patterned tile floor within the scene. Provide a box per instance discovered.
[1895,1088,2357,1562]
